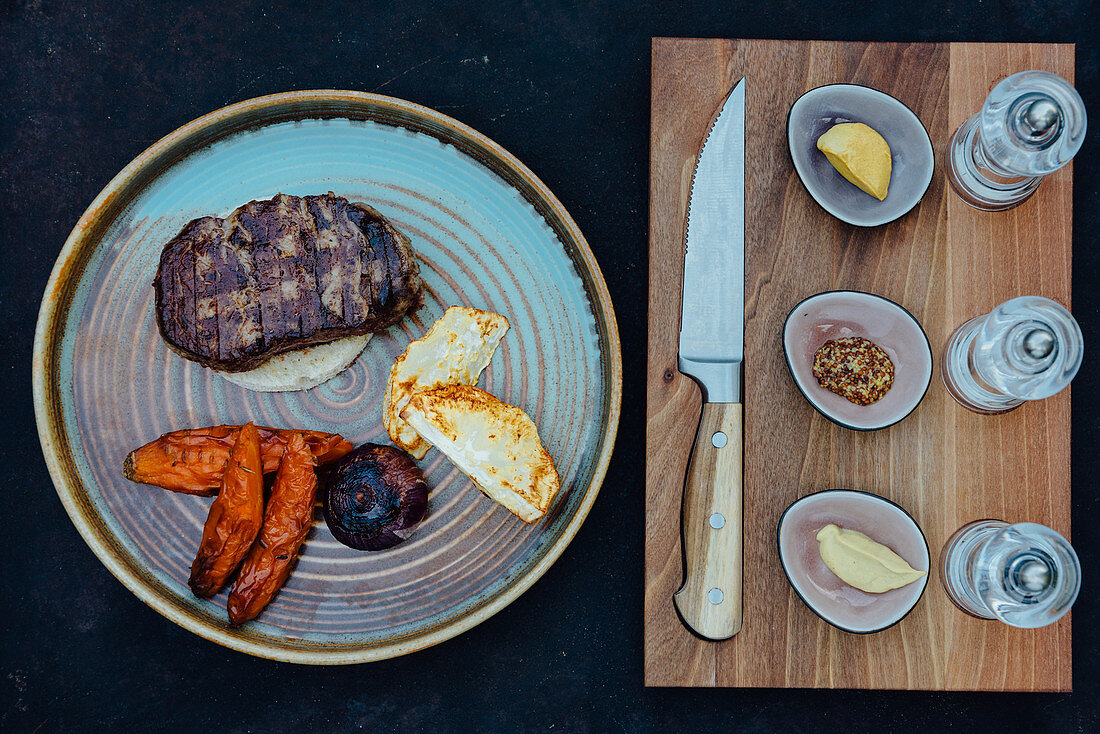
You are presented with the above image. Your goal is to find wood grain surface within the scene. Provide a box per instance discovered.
[645,39,1073,690]
[674,402,743,641]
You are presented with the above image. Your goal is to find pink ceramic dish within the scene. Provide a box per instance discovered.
[777,489,930,634]
[783,290,933,430]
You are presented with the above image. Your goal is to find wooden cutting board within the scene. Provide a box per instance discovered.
[645,39,1073,690]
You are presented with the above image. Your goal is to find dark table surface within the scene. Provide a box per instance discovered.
[3,1,1098,731]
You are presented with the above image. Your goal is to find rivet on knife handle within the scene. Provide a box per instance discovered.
[674,402,743,640]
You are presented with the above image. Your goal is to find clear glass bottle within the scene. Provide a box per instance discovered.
[941,296,1082,414]
[941,520,1080,628]
[946,70,1086,211]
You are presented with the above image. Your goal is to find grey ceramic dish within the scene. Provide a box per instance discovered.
[783,290,933,431]
[777,489,930,634]
[788,84,934,227]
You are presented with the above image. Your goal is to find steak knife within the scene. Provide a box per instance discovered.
[673,78,745,641]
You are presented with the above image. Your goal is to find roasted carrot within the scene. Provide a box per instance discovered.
[188,423,265,598]
[227,432,318,624]
[122,425,352,495]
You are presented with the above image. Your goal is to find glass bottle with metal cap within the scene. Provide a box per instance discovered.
[941,520,1080,628]
[946,70,1086,210]
[941,296,1082,414]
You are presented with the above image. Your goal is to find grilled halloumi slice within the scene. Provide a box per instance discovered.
[400,385,560,523]
[384,306,509,459]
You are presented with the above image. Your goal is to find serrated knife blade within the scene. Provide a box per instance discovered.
[673,78,745,641]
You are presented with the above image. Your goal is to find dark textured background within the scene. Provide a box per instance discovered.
[3,1,1098,731]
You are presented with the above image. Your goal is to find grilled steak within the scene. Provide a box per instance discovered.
[154,193,424,372]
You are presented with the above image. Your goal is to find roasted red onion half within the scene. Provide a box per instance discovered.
[322,444,428,551]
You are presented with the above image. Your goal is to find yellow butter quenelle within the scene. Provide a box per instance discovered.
[816,524,925,593]
[816,122,892,201]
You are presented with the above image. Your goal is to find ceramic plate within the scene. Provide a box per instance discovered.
[33,91,621,663]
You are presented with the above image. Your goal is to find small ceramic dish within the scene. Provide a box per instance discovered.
[777,489,930,634]
[783,290,932,431]
[788,83,934,227]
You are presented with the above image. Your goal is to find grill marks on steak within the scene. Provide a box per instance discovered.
[154,193,423,372]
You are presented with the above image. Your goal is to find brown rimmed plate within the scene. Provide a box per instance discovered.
[33,91,621,664]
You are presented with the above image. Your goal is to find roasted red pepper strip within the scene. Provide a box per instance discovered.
[227,432,318,624]
[188,423,265,598]
[122,425,352,495]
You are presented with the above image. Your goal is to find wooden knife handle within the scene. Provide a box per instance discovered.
[673,401,743,640]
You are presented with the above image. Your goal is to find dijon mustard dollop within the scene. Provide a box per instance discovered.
[815,523,925,593]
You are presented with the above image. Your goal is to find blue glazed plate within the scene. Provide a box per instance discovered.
[33,91,621,663]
